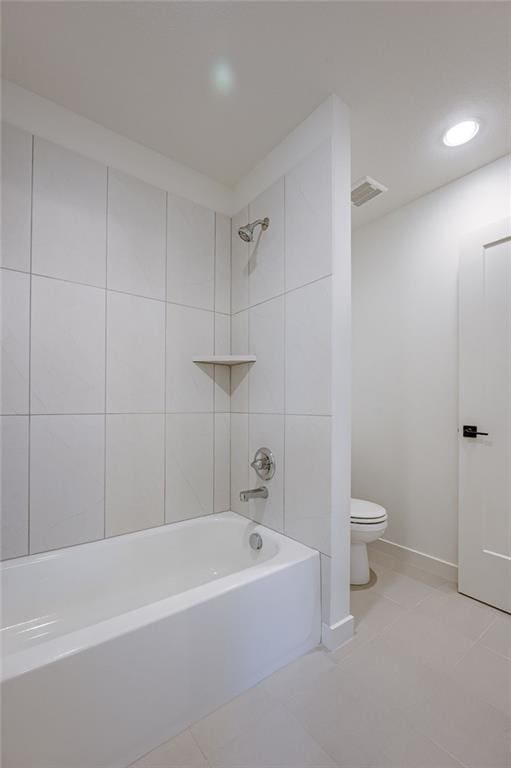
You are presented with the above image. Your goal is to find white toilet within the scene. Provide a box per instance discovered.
[350,498,388,585]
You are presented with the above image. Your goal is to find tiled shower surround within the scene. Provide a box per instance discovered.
[2,121,335,566]
[1,122,231,557]
[230,141,334,559]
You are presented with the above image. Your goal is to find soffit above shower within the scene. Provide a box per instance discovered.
[2,1,509,227]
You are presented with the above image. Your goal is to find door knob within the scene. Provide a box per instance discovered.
[463,425,489,438]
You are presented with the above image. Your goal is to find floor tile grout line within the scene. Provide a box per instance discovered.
[189,728,214,768]
[451,614,501,670]
[273,688,344,768]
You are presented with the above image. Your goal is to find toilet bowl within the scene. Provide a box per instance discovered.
[350,498,387,585]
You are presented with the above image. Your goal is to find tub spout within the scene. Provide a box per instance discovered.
[239,486,268,502]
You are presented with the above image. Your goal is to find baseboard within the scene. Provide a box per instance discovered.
[369,538,458,583]
[321,614,354,651]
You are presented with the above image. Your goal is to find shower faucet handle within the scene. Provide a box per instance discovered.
[250,447,275,480]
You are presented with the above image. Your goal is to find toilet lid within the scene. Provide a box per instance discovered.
[351,498,387,523]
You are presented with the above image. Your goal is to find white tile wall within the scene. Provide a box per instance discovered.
[166,303,214,413]
[284,415,331,555]
[230,144,334,556]
[107,292,165,413]
[166,414,214,522]
[231,208,250,313]
[249,296,285,414]
[30,415,105,553]
[215,214,231,314]
[214,313,231,413]
[248,178,285,306]
[285,277,332,415]
[230,311,249,413]
[285,140,332,292]
[214,413,231,514]
[1,416,29,559]
[107,170,166,300]
[31,276,106,414]
[106,414,165,536]
[32,138,107,287]
[248,414,284,532]
[1,269,30,415]
[2,127,336,561]
[230,413,249,515]
[1,123,32,272]
[1,126,230,558]
[167,194,215,310]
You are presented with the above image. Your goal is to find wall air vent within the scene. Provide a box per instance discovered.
[351,176,388,207]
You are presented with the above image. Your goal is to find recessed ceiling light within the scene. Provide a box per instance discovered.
[211,59,235,95]
[442,120,480,147]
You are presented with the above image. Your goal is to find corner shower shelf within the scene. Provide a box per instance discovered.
[192,355,257,366]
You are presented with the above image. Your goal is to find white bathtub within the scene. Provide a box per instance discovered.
[1,511,320,768]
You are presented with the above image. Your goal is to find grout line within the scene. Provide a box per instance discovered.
[3,265,229,315]
[212,212,216,515]
[103,167,109,539]
[189,728,214,768]
[230,271,333,316]
[451,614,501,670]
[163,192,168,525]
[25,411,223,417]
[27,133,35,555]
[282,175,287,537]
[0,265,30,276]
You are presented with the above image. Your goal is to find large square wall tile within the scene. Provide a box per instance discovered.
[248,178,285,306]
[249,296,285,414]
[214,313,231,412]
[166,303,214,413]
[106,414,165,536]
[106,291,165,413]
[1,416,29,559]
[285,415,331,554]
[32,138,107,287]
[215,213,231,314]
[231,208,249,314]
[286,277,331,415]
[31,276,106,414]
[167,194,215,310]
[248,414,284,532]
[230,413,249,514]
[107,169,166,300]
[30,415,105,553]
[215,413,231,513]
[230,310,249,413]
[1,123,32,272]
[166,413,214,522]
[285,140,332,292]
[1,269,30,415]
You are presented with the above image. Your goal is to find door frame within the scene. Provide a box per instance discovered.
[458,217,511,612]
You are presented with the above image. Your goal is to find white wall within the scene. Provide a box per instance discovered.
[352,155,511,565]
[1,121,231,558]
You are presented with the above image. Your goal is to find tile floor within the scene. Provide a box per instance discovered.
[131,557,511,768]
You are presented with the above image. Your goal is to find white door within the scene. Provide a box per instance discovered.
[459,219,511,613]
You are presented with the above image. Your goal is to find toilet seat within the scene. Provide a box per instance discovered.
[350,498,387,525]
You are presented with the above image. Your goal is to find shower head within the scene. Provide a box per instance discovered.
[238,217,270,243]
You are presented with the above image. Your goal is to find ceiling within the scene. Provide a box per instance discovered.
[2,1,510,227]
